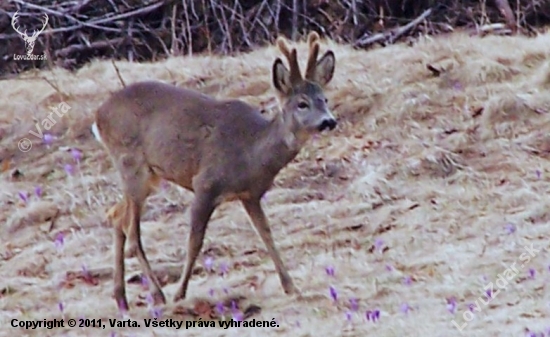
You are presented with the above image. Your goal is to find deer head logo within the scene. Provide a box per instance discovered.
[11,11,49,57]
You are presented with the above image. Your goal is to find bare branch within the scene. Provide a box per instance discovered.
[355,8,434,47]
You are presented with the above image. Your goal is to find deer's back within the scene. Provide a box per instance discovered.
[96,81,270,189]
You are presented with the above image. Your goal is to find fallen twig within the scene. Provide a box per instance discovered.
[470,23,512,36]
[55,37,127,57]
[355,8,434,47]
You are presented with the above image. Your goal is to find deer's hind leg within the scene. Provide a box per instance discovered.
[110,153,166,310]
[173,178,218,302]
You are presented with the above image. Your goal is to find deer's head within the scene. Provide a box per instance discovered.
[272,32,337,134]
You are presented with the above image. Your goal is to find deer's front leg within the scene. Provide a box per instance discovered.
[242,198,299,295]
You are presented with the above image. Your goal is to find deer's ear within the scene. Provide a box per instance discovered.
[272,58,292,95]
[312,51,336,87]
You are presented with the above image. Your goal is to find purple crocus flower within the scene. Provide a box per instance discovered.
[403,276,412,285]
[220,262,229,276]
[366,309,380,322]
[400,303,410,314]
[374,238,384,251]
[345,311,352,321]
[43,133,54,145]
[452,81,463,91]
[329,286,338,301]
[117,299,128,315]
[350,298,359,311]
[64,164,74,175]
[54,232,64,250]
[141,275,149,290]
[204,257,214,272]
[528,268,536,279]
[325,266,335,277]
[34,186,42,198]
[447,297,457,314]
[505,223,516,234]
[18,191,29,203]
[230,300,243,321]
[145,293,154,305]
[215,302,224,315]
[233,312,244,322]
[71,148,82,162]
[150,307,162,319]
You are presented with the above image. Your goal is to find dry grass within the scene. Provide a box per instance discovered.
[2,31,550,337]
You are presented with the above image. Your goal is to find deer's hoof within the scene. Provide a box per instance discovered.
[283,282,300,296]
[173,287,187,303]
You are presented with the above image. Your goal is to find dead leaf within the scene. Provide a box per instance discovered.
[346,224,363,231]
[6,201,60,234]
[243,304,261,319]
[193,300,213,319]
[1,159,11,172]
[173,305,193,316]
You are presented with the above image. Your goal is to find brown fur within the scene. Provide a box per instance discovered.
[93,31,337,310]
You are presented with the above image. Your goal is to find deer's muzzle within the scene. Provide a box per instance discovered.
[318,118,337,132]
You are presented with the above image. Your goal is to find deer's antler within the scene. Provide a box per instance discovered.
[276,36,302,84]
[305,31,321,81]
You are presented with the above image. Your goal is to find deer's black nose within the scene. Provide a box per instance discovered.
[318,118,337,131]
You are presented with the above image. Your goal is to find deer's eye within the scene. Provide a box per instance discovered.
[298,102,309,109]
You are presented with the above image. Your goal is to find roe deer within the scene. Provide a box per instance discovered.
[92,31,337,311]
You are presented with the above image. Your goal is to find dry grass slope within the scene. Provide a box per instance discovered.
[1,31,550,337]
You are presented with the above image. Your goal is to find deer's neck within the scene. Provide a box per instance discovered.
[254,113,309,176]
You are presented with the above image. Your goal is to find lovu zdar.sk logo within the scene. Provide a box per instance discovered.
[11,11,48,61]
